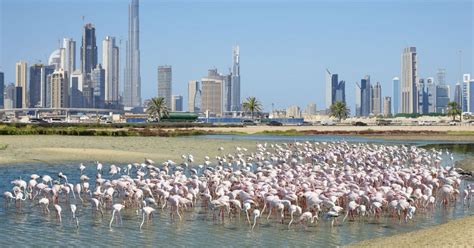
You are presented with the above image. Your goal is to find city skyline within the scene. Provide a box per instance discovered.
[1,0,472,113]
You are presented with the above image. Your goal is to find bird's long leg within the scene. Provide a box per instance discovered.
[140,212,145,230]
[288,212,294,228]
[109,210,116,228]
[246,210,251,226]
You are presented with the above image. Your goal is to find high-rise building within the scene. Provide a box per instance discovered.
[124,0,141,108]
[102,36,120,104]
[81,23,98,75]
[454,83,462,109]
[325,69,346,108]
[4,83,15,109]
[305,103,317,115]
[29,64,44,108]
[223,72,232,112]
[50,68,69,108]
[383,96,392,117]
[401,47,418,114]
[231,46,241,111]
[171,95,183,112]
[436,84,450,113]
[91,64,105,108]
[15,61,27,108]
[0,71,4,109]
[201,69,223,116]
[29,64,54,108]
[48,49,61,70]
[463,74,471,112]
[60,38,76,75]
[356,75,371,116]
[81,23,97,108]
[417,78,428,114]
[371,82,382,115]
[70,70,84,108]
[355,84,361,116]
[188,80,201,113]
[437,68,446,85]
[392,77,400,114]
[426,78,437,113]
[469,79,474,112]
[157,65,172,109]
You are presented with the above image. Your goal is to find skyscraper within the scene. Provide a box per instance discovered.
[0,71,4,109]
[50,68,69,108]
[188,80,201,113]
[91,64,105,108]
[469,78,474,113]
[371,82,382,115]
[60,38,76,75]
[171,95,183,112]
[70,70,84,108]
[15,61,27,108]
[81,23,97,108]
[357,75,371,116]
[231,46,240,111]
[426,78,437,113]
[81,23,97,76]
[463,74,470,112]
[103,36,120,104]
[383,96,392,117]
[454,83,462,109]
[157,65,172,109]
[325,69,345,109]
[223,72,232,112]
[29,64,44,108]
[201,69,223,116]
[436,84,450,113]
[124,0,141,108]
[4,83,15,109]
[48,49,61,70]
[437,68,446,85]
[417,78,427,114]
[401,47,418,114]
[392,77,399,115]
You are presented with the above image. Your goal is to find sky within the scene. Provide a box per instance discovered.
[1,0,473,113]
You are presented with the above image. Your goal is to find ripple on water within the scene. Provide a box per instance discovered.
[0,160,473,247]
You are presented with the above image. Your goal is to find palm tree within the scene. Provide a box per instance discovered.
[242,97,262,119]
[447,101,461,121]
[330,101,349,122]
[146,97,169,122]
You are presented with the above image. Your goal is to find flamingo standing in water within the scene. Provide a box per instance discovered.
[54,204,62,223]
[251,209,261,231]
[140,201,156,230]
[109,204,125,228]
[70,204,79,228]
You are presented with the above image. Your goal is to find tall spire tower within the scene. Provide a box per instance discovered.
[124,0,141,108]
[231,45,241,111]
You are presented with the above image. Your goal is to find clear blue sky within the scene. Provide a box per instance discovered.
[1,0,473,112]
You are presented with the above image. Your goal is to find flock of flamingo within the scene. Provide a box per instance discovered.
[3,141,474,232]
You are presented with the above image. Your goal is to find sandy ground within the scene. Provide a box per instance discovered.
[346,215,474,248]
[0,135,257,165]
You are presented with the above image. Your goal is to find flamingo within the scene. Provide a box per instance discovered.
[70,204,79,228]
[251,209,261,231]
[54,204,62,223]
[109,204,125,228]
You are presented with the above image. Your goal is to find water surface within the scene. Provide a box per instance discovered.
[1,137,473,247]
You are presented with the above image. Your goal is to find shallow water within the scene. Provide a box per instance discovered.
[1,139,473,247]
[197,134,474,146]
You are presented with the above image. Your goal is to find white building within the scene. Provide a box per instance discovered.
[401,47,418,114]
[102,36,120,104]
